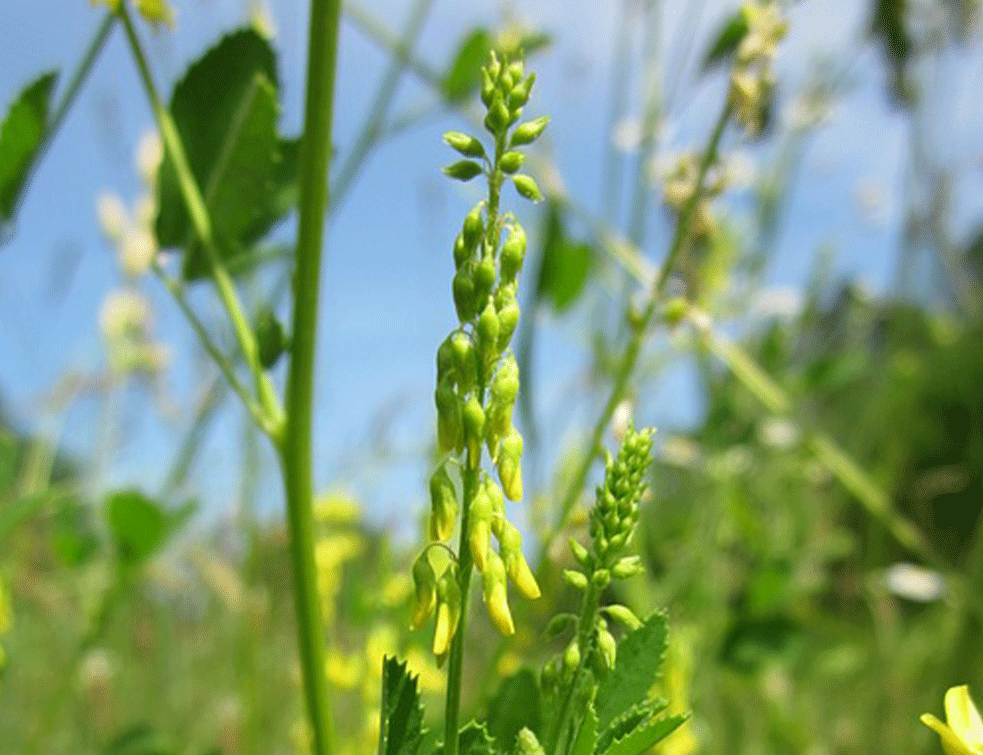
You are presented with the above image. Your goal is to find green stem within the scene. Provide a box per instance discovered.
[540,101,733,566]
[119,8,282,438]
[443,458,480,755]
[151,260,267,429]
[277,0,343,754]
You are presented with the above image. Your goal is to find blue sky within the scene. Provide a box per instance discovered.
[1,0,981,529]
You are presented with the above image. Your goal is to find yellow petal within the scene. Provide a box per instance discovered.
[922,714,978,755]
[945,686,983,750]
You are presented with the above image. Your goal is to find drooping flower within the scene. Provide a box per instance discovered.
[921,685,983,755]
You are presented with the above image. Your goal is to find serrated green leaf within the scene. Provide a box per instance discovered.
[0,71,57,236]
[487,669,543,749]
[598,714,687,755]
[701,12,749,72]
[443,28,493,104]
[378,656,427,755]
[594,611,668,732]
[595,700,667,754]
[105,490,194,568]
[457,721,499,755]
[569,702,598,755]
[154,29,298,280]
[535,202,593,312]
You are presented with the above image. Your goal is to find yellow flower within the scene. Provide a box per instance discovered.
[921,685,983,755]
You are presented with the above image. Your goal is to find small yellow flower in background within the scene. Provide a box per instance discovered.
[921,685,983,755]
[90,0,175,30]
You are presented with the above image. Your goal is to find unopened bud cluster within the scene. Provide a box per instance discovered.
[661,152,727,244]
[729,1,787,136]
[412,50,548,656]
[549,427,654,680]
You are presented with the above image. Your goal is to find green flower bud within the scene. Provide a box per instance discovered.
[444,131,486,159]
[483,550,515,636]
[497,298,520,350]
[500,226,527,280]
[484,476,505,518]
[429,464,458,541]
[498,520,541,599]
[591,568,611,589]
[433,569,461,657]
[611,555,644,579]
[515,729,545,755]
[501,71,515,92]
[497,428,524,501]
[510,116,550,147]
[513,174,544,202]
[454,233,472,269]
[443,159,484,182]
[450,331,476,392]
[563,569,588,591]
[568,538,592,568]
[507,61,525,82]
[453,264,477,323]
[435,378,462,453]
[597,626,617,670]
[485,100,510,134]
[499,150,525,174]
[491,353,520,407]
[602,604,642,631]
[255,307,288,370]
[463,394,486,465]
[562,639,580,673]
[469,485,492,573]
[437,335,456,385]
[543,613,577,640]
[410,552,437,630]
[463,205,485,248]
[664,296,688,327]
[487,50,502,80]
[508,73,535,110]
[476,302,501,361]
[473,255,496,306]
[481,69,496,107]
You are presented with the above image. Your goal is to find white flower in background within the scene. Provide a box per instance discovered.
[884,562,945,603]
[136,129,163,187]
[96,192,128,244]
[99,289,149,342]
[758,417,799,449]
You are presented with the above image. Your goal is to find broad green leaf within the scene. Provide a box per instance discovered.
[569,702,598,755]
[598,714,688,755]
[595,700,667,754]
[487,669,543,749]
[701,12,749,72]
[105,490,193,568]
[535,202,594,312]
[868,0,915,106]
[594,611,669,732]
[51,497,99,567]
[443,29,492,104]
[0,71,57,236]
[154,29,298,280]
[378,656,426,755]
[458,721,499,755]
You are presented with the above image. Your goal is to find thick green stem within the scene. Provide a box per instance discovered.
[540,101,733,566]
[278,1,343,754]
[443,457,480,755]
[119,8,282,438]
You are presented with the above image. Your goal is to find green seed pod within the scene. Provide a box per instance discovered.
[485,100,511,134]
[513,174,544,202]
[611,555,644,579]
[453,233,472,269]
[603,604,642,631]
[562,639,580,673]
[597,626,617,670]
[510,116,550,147]
[429,464,458,542]
[449,331,476,392]
[462,394,486,465]
[432,568,461,657]
[410,552,437,630]
[444,131,486,159]
[497,428,524,501]
[482,551,515,636]
[563,569,589,591]
[500,226,527,280]
[499,150,525,174]
[498,519,541,599]
[515,729,545,755]
[463,205,484,248]
[452,264,476,323]
[568,538,592,568]
[434,378,462,453]
[443,159,484,182]
[476,302,501,361]
[473,255,496,307]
